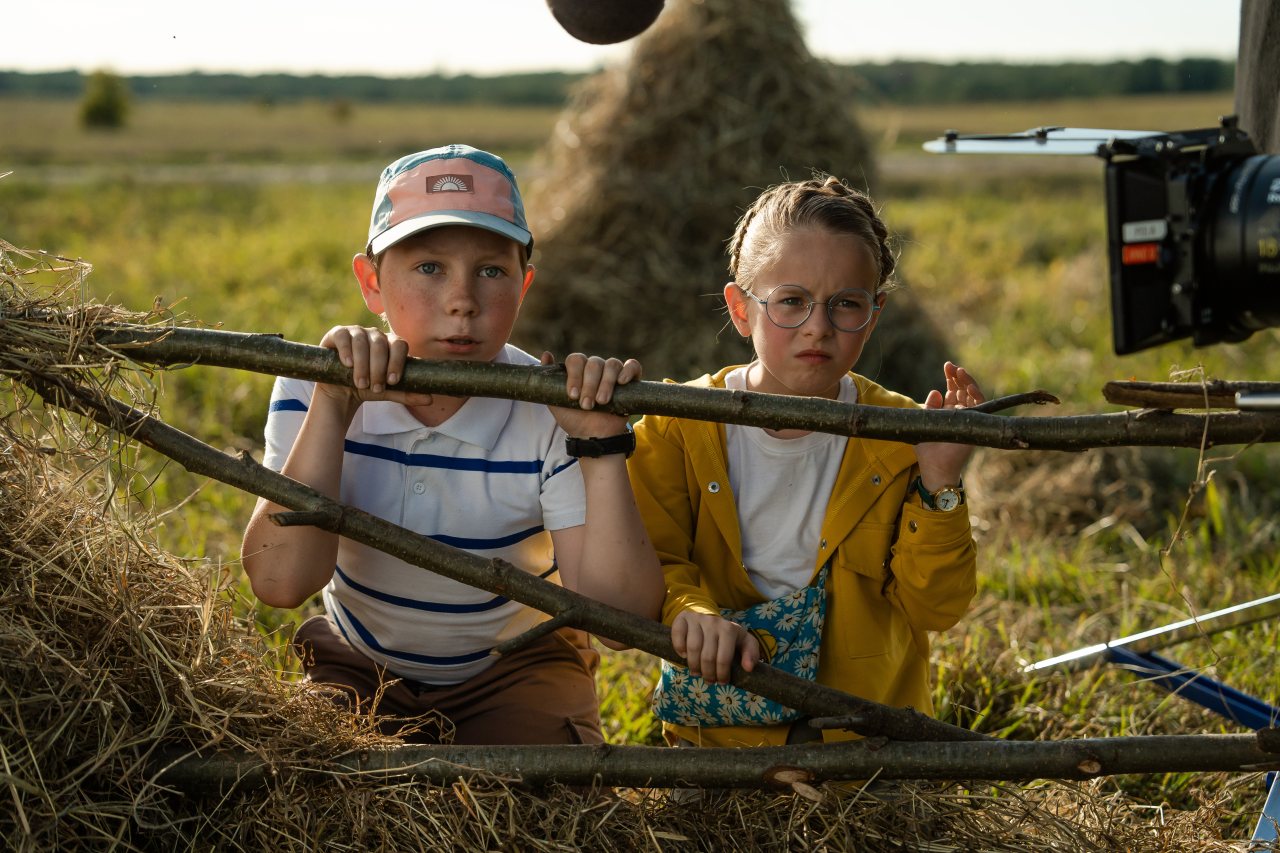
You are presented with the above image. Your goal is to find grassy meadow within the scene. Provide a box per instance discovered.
[5,90,1280,836]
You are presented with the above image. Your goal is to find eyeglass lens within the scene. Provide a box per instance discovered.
[765,284,876,332]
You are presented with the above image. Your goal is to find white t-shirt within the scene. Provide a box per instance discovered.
[262,344,585,685]
[724,367,854,598]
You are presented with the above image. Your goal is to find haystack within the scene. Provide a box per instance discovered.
[516,0,951,398]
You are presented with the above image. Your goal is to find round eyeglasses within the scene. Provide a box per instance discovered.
[739,284,880,333]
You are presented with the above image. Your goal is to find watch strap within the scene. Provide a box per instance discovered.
[565,430,636,458]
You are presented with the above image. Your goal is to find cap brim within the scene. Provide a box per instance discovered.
[368,211,533,256]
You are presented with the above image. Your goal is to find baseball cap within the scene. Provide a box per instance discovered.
[366,144,533,256]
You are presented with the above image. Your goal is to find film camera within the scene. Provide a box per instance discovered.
[926,118,1280,355]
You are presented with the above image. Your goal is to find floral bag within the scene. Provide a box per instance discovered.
[651,564,829,727]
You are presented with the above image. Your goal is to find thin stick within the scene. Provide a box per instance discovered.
[151,731,1280,795]
[87,325,1280,450]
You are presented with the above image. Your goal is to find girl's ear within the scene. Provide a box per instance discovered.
[865,290,887,336]
[723,282,752,337]
[352,253,384,315]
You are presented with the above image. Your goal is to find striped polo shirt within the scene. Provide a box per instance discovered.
[262,344,585,685]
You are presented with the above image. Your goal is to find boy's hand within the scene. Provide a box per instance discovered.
[915,361,985,488]
[542,351,641,439]
[318,325,434,409]
[671,611,761,684]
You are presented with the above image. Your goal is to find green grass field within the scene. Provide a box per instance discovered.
[3,90,1278,836]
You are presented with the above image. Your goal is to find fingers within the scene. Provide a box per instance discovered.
[672,612,751,683]
[560,353,639,410]
[740,631,762,673]
[935,361,985,409]
[321,325,423,400]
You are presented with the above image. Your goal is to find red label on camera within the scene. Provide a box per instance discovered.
[1122,243,1160,265]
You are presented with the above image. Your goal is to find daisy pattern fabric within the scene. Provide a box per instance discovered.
[652,565,829,727]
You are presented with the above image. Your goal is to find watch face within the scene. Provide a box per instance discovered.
[935,488,962,512]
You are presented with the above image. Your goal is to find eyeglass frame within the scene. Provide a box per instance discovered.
[736,283,883,333]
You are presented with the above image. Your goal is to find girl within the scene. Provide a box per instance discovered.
[630,175,984,748]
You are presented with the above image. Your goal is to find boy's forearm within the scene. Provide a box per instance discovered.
[573,456,664,618]
[242,394,358,608]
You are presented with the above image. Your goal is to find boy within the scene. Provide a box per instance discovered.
[241,144,663,745]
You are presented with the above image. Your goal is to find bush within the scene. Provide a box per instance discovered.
[79,70,131,129]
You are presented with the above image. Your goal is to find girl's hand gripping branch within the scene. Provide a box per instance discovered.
[914,361,986,490]
[671,610,763,684]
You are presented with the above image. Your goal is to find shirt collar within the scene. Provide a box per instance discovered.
[357,348,518,451]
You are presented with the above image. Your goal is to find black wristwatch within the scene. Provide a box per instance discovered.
[565,429,636,458]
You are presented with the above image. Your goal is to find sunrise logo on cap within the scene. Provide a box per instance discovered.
[429,175,474,193]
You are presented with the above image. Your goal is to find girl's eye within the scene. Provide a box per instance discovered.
[415,262,441,275]
[478,266,505,279]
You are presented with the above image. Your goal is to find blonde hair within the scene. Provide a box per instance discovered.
[727,175,897,294]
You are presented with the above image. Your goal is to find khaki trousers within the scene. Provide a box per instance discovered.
[292,614,604,745]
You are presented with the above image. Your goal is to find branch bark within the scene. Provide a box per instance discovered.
[19,369,984,744]
[90,325,1280,450]
[152,731,1280,795]
[1103,379,1280,410]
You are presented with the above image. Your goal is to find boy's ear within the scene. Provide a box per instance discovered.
[352,253,384,315]
[520,265,536,301]
[723,282,752,337]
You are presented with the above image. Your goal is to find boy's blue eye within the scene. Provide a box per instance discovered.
[478,266,505,279]
[416,262,441,275]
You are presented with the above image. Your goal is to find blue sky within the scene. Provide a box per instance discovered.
[5,0,1240,76]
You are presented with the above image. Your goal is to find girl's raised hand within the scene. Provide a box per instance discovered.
[915,361,985,488]
[671,610,761,684]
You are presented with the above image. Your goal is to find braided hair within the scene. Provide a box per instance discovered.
[727,175,897,295]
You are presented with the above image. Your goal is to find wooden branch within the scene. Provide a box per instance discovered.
[88,325,1280,450]
[1103,380,1280,410]
[151,731,1280,795]
[19,370,984,745]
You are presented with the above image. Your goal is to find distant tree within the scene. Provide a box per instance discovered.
[79,70,130,129]
[329,97,353,124]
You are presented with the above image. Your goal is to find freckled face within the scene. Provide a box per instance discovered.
[725,228,883,399]
[355,226,530,362]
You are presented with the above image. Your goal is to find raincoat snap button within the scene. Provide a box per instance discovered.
[908,520,918,533]
[871,475,881,486]
[708,481,720,494]
[820,539,827,550]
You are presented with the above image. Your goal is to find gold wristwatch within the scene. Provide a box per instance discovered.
[912,477,965,512]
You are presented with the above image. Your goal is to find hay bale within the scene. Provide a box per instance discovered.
[516,0,951,397]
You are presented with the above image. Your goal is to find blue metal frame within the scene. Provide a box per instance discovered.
[1105,647,1280,731]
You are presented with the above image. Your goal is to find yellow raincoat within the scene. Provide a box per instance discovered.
[628,366,977,748]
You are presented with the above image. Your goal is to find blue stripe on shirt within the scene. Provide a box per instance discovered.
[343,439,543,474]
[337,603,494,666]
[334,562,557,613]
[430,524,544,551]
[269,398,308,413]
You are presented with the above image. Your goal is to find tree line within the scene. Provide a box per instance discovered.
[0,58,1233,107]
